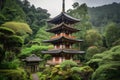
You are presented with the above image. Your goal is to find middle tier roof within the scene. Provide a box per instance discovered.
[43,36,83,44]
[46,23,80,34]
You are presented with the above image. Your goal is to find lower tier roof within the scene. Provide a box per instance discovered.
[41,49,85,54]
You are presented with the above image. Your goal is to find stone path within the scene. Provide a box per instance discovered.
[32,73,39,80]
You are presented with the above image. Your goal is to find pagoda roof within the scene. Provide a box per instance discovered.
[41,49,85,54]
[47,12,80,24]
[46,23,80,33]
[43,36,83,44]
[24,54,42,62]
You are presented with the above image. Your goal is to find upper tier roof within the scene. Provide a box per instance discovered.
[46,23,80,33]
[43,36,83,44]
[47,12,80,24]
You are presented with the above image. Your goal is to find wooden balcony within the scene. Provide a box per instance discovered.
[47,60,60,65]
[51,33,76,39]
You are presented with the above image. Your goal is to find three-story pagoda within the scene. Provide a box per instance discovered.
[42,0,85,65]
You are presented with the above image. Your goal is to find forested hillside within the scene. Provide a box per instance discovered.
[88,2,120,27]
[0,0,50,38]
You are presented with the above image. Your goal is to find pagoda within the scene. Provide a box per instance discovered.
[42,0,85,65]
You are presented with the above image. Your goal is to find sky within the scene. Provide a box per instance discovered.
[28,0,120,18]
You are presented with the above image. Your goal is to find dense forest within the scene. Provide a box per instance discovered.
[88,2,120,27]
[0,0,120,80]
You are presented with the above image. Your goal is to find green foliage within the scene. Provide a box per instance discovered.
[60,60,78,69]
[85,46,100,61]
[0,0,50,39]
[0,68,29,80]
[0,27,23,63]
[67,3,93,50]
[68,3,92,39]
[39,61,93,80]
[0,27,15,36]
[0,27,23,52]
[88,2,120,27]
[16,0,50,35]
[105,23,120,47]
[0,59,20,69]
[0,0,26,24]
[71,66,94,80]
[112,38,120,46]
[85,29,103,47]
[33,26,51,46]
[87,45,120,80]
[2,22,32,35]
[92,63,120,80]
[19,45,52,58]
[7,35,23,47]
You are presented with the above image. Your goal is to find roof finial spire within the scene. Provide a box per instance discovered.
[62,0,65,12]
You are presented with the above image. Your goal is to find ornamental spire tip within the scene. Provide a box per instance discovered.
[62,0,65,12]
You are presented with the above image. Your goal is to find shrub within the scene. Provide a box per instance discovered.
[60,60,78,69]
[0,68,29,80]
[85,46,100,61]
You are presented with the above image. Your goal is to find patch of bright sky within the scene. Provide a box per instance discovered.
[28,0,120,18]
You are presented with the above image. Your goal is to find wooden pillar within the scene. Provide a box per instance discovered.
[53,57,55,62]
[60,45,62,49]
[59,57,62,63]
[54,45,57,49]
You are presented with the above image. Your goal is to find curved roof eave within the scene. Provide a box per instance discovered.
[47,12,80,24]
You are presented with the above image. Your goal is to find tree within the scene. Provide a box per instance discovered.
[67,3,92,50]
[85,46,100,61]
[105,23,120,48]
[1,22,32,40]
[88,2,120,27]
[87,45,120,80]
[72,66,94,80]
[0,27,23,62]
[72,2,79,8]
[85,29,103,47]
[1,0,26,22]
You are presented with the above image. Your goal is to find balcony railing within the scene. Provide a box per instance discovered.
[51,33,76,39]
